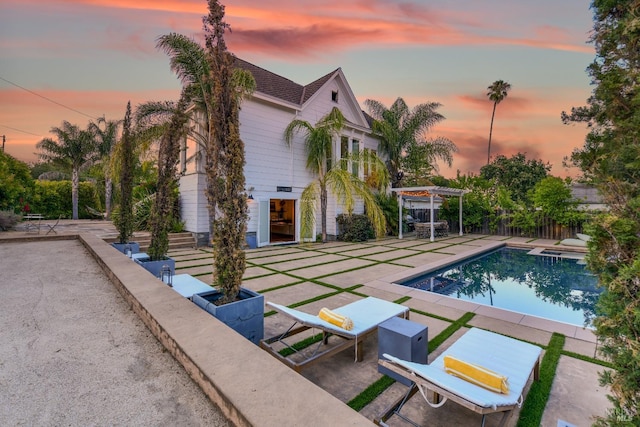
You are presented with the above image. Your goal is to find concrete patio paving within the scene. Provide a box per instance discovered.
[1,220,613,426]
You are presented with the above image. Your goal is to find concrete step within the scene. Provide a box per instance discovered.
[104,231,196,252]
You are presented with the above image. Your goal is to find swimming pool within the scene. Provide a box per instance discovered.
[398,247,601,327]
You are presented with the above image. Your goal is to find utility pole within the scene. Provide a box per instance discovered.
[1,135,5,152]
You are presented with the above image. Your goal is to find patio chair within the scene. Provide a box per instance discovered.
[260,297,409,372]
[376,328,542,427]
[44,215,61,235]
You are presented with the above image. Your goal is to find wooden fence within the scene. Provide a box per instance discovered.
[438,210,588,240]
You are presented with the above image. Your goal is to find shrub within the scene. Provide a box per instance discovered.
[0,210,21,231]
[336,214,374,242]
[0,152,34,213]
[30,180,101,219]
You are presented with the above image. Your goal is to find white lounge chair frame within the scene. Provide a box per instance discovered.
[376,328,542,427]
[260,297,409,372]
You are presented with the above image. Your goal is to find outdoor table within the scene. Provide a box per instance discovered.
[415,221,449,239]
[23,214,44,233]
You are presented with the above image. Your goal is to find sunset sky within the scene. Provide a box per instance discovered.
[0,0,595,178]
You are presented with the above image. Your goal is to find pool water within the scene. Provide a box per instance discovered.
[398,247,601,327]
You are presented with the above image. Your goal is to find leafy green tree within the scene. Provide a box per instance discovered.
[480,153,550,205]
[203,0,255,304]
[486,80,511,163]
[562,1,640,424]
[365,97,448,187]
[89,117,120,219]
[374,192,400,236]
[0,151,34,212]
[30,162,64,180]
[37,121,97,219]
[285,107,388,243]
[531,176,583,226]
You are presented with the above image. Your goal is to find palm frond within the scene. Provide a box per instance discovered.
[156,33,208,90]
[300,183,319,241]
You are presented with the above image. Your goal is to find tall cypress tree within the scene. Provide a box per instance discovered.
[203,0,248,304]
[115,101,134,245]
[563,1,640,424]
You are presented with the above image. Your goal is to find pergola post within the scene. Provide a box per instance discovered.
[398,192,403,239]
[394,186,468,241]
[459,194,464,236]
[430,194,435,242]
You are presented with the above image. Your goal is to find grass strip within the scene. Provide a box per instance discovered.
[394,296,411,305]
[428,312,475,354]
[516,333,565,427]
[408,307,457,324]
[263,291,343,317]
[348,375,396,412]
[254,280,305,294]
[560,349,613,369]
[278,333,324,357]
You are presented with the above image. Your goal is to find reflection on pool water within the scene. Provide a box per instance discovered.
[398,247,601,327]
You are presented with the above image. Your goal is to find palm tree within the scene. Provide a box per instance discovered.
[147,95,189,261]
[365,97,447,187]
[89,117,120,219]
[37,121,97,219]
[156,32,210,137]
[153,32,254,166]
[402,137,458,185]
[285,107,388,243]
[144,30,255,245]
[486,80,511,164]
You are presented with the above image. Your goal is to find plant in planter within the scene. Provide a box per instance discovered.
[191,0,262,344]
[135,96,190,281]
[111,101,140,256]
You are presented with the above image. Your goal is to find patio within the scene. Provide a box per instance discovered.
[0,222,612,426]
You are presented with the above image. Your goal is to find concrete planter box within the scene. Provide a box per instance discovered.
[111,242,140,256]
[192,288,264,345]
[135,256,175,282]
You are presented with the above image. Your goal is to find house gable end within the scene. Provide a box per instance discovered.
[300,68,371,130]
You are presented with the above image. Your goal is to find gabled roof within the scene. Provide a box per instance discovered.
[301,70,336,104]
[234,57,338,107]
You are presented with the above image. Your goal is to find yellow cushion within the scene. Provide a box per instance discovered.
[443,355,509,394]
[318,307,354,331]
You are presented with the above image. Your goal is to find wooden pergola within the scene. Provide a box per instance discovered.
[395,186,469,241]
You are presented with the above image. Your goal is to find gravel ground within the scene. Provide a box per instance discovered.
[0,239,231,426]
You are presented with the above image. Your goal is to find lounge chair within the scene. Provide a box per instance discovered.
[377,328,542,427]
[260,297,409,372]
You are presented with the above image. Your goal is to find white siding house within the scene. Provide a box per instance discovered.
[179,58,380,247]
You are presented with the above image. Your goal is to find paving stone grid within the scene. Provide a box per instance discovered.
[170,233,611,427]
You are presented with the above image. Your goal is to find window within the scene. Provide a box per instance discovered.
[364,149,377,181]
[331,90,339,102]
[340,136,349,170]
[351,139,359,176]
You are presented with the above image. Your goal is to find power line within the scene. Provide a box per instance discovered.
[0,75,99,121]
[0,123,42,137]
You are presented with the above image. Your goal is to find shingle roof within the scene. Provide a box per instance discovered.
[301,70,337,104]
[234,57,338,106]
